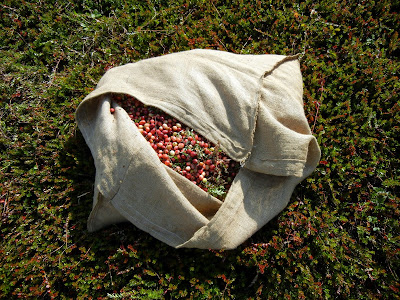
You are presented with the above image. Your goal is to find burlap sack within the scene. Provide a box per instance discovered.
[75,49,320,249]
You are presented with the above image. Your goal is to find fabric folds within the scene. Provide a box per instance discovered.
[75,49,320,249]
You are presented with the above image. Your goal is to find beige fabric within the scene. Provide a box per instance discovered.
[75,49,320,249]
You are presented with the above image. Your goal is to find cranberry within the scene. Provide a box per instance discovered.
[111,93,240,200]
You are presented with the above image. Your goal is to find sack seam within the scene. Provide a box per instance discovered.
[240,54,301,167]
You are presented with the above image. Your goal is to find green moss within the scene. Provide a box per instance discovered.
[1,0,399,299]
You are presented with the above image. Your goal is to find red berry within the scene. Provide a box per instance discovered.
[112,93,240,201]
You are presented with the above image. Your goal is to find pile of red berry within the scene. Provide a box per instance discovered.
[111,94,240,200]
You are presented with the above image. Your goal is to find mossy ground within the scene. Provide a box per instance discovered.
[1,1,399,299]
